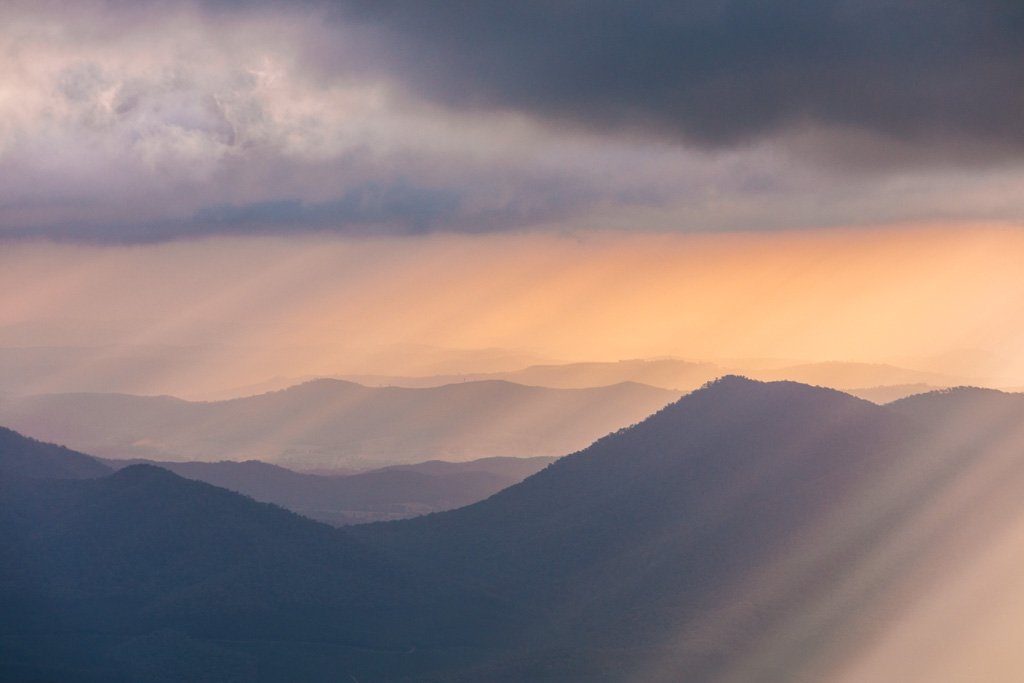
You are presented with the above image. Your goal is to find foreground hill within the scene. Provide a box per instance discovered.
[0,426,111,480]
[6,378,1024,681]
[353,377,1024,681]
[354,377,910,678]
[0,434,513,683]
[0,379,679,469]
[102,455,557,525]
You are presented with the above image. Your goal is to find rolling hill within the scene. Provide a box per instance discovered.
[5,378,1024,681]
[0,379,680,469]
[0,431,514,682]
[101,455,557,525]
[0,425,112,480]
[352,377,1024,680]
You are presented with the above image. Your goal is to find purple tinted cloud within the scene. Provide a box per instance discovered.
[1,1,1022,242]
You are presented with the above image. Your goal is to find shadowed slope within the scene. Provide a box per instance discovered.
[358,377,900,620]
[354,377,1024,681]
[100,455,557,525]
[0,455,516,682]
[7,380,1024,681]
[0,425,111,480]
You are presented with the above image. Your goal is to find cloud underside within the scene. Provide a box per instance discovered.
[1,0,1023,242]
[334,1,1024,155]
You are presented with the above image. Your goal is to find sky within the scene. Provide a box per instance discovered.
[2,0,1024,390]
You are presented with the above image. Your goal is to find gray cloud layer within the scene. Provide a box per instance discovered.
[333,0,1024,162]
[1,1,1023,242]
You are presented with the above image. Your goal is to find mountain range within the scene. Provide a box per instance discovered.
[0,378,679,469]
[4,377,1024,681]
[341,358,964,393]
[101,455,556,525]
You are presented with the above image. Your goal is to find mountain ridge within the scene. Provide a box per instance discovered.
[6,377,1024,680]
[340,359,972,393]
[0,378,681,468]
[100,454,557,525]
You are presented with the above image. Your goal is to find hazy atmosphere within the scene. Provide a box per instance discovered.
[4,1,1024,396]
[3,2,1024,682]
[5,226,1024,397]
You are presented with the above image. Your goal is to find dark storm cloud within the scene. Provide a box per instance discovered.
[326,0,1024,161]
[192,173,607,237]
[194,182,462,234]
[0,173,612,243]
[4,0,1023,243]
[2,182,459,242]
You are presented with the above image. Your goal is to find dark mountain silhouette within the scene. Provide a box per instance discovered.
[0,379,680,469]
[351,377,910,677]
[0,425,111,480]
[5,378,1024,681]
[101,455,557,525]
[889,384,1024,420]
[0,442,515,682]
[352,377,1024,680]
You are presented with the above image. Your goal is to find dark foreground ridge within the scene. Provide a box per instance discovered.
[0,425,112,480]
[4,376,1024,681]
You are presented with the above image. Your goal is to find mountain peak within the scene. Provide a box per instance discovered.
[109,462,183,484]
[634,374,877,433]
[696,373,868,396]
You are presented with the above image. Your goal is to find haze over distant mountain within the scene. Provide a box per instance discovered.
[342,358,969,394]
[748,361,962,390]
[0,379,679,469]
[101,455,557,525]
[845,383,940,404]
[345,358,721,390]
[0,343,556,399]
[6,378,1024,681]
[0,344,976,405]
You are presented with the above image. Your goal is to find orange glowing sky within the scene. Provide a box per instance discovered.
[3,222,1024,395]
[3,0,1024,400]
